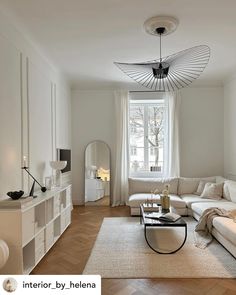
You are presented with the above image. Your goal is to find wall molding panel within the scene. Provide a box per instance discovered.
[51,83,57,162]
[20,54,30,191]
[28,59,53,186]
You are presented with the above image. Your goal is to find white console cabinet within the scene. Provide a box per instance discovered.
[0,184,72,274]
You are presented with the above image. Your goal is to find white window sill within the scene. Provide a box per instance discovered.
[129,172,164,178]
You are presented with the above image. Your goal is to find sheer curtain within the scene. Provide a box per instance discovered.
[112,90,129,206]
[166,91,181,177]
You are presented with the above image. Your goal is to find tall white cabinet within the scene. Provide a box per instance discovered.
[0,184,72,274]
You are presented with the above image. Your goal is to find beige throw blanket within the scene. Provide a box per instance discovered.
[194,207,236,249]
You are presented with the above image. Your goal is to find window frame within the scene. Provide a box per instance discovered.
[128,93,168,178]
[130,145,137,156]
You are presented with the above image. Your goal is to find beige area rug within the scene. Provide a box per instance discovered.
[83,217,236,278]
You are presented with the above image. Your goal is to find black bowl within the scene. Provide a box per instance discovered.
[7,190,24,200]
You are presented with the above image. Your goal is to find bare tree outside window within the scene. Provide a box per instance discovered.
[148,105,164,167]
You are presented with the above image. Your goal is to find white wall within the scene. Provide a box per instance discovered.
[224,77,236,180]
[0,10,71,197]
[180,87,224,177]
[71,87,224,204]
[72,91,115,204]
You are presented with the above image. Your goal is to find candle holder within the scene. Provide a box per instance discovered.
[21,166,47,198]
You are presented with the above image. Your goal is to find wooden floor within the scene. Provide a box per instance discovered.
[32,206,236,295]
[85,195,110,206]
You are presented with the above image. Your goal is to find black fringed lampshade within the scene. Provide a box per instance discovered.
[114,45,210,92]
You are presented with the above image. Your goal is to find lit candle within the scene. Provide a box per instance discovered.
[23,156,27,168]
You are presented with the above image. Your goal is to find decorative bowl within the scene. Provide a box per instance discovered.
[50,161,67,170]
[7,190,24,200]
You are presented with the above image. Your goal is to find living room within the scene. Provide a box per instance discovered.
[0,0,236,294]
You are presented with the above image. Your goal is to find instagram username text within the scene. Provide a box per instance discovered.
[22,280,96,290]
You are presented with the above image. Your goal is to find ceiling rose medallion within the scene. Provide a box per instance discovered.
[114,16,210,92]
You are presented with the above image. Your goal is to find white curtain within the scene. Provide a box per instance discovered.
[112,90,129,206]
[166,91,181,177]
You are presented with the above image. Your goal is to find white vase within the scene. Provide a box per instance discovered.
[50,161,67,188]
[0,240,9,269]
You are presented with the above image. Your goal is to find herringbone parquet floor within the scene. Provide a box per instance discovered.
[32,206,236,295]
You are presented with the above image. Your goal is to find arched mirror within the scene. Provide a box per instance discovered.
[85,141,110,206]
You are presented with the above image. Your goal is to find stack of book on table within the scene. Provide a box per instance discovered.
[142,203,160,212]
[145,211,181,222]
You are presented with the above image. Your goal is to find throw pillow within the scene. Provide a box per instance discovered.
[200,182,223,200]
[194,180,208,196]
[227,181,236,203]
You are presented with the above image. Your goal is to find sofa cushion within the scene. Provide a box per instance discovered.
[180,194,228,208]
[213,217,236,246]
[178,177,216,195]
[194,180,209,196]
[223,182,231,201]
[128,178,178,195]
[228,182,236,203]
[128,193,186,209]
[200,182,223,200]
[191,201,236,216]
[224,180,236,202]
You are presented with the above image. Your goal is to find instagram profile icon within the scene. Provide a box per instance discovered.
[2,278,17,293]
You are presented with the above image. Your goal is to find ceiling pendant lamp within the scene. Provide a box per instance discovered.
[114,16,210,92]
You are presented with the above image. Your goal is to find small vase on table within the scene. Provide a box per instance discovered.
[161,184,170,213]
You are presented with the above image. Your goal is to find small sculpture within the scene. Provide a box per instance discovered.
[7,191,24,200]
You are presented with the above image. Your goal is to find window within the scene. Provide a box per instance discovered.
[130,126,137,133]
[130,146,137,156]
[150,146,156,156]
[129,96,167,177]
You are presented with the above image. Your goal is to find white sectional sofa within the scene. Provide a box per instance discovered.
[128,176,236,257]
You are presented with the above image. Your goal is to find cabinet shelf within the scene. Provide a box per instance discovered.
[53,216,61,242]
[0,184,72,274]
[35,225,44,235]
[23,240,35,274]
[46,198,54,224]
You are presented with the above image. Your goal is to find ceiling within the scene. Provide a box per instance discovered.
[0,0,236,90]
